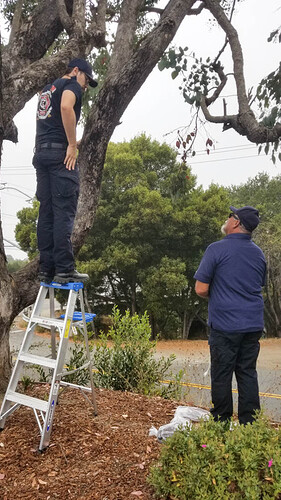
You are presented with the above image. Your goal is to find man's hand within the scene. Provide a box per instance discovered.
[195,280,210,298]
[64,144,77,170]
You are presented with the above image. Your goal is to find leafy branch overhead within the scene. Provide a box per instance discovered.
[158,0,281,162]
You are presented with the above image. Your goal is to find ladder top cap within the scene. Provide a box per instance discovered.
[40,281,84,290]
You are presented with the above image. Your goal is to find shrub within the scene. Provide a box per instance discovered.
[148,413,281,499]
[63,342,91,386]
[92,306,176,396]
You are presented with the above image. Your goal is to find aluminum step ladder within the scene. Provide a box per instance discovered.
[0,280,98,451]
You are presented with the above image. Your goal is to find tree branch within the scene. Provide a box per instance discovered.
[9,0,24,44]
[205,61,227,106]
[204,0,249,113]
[107,0,145,78]
[188,2,205,15]
[140,7,164,15]
[57,0,73,34]
[3,0,69,75]
[86,0,107,50]
[72,0,86,33]
[202,0,281,143]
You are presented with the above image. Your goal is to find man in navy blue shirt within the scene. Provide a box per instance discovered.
[33,58,97,283]
[194,206,266,425]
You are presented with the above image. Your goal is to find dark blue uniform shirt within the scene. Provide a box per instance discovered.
[194,234,266,333]
[35,76,82,145]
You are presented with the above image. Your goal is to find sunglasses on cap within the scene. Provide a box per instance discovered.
[228,212,240,221]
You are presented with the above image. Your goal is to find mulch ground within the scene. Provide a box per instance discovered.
[0,385,183,500]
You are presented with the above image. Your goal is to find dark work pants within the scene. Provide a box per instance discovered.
[209,328,262,425]
[33,149,79,274]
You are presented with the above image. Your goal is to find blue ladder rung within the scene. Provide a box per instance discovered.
[60,312,96,323]
[41,281,84,291]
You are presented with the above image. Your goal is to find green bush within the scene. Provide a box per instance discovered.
[92,306,176,396]
[63,342,91,386]
[148,413,281,500]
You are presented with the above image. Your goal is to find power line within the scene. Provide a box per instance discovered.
[190,153,268,165]
[0,191,31,201]
[9,182,35,194]
[1,173,34,176]
[0,144,264,171]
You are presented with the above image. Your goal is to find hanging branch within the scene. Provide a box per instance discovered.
[200,0,281,143]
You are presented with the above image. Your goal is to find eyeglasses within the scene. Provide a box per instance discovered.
[228,213,239,221]
[83,72,90,84]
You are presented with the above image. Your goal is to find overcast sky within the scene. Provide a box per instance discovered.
[1,0,280,259]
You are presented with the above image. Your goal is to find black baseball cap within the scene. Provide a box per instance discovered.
[230,205,260,232]
[68,58,98,88]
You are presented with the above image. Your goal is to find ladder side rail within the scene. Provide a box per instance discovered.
[39,289,78,450]
[0,286,49,428]
[79,288,98,415]
[49,287,57,358]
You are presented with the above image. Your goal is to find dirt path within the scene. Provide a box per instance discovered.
[155,338,281,370]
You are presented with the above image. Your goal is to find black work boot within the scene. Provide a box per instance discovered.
[53,269,89,284]
[38,271,54,284]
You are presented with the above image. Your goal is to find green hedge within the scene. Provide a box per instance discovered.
[148,413,281,499]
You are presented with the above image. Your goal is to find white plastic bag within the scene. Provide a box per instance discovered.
[149,416,191,442]
[174,406,210,422]
[149,406,210,442]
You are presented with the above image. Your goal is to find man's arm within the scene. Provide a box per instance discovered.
[195,280,209,298]
[61,89,77,170]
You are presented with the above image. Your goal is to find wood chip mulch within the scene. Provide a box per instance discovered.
[0,385,182,500]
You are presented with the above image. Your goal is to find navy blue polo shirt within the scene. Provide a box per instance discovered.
[35,76,82,145]
[194,234,266,333]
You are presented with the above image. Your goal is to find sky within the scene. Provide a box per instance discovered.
[1,0,280,259]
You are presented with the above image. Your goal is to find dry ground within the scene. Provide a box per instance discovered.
[0,385,184,500]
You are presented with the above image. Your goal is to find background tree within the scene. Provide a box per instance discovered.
[75,135,229,338]
[0,0,278,387]
[15,135,229,338]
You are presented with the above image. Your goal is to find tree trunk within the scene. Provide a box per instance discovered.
[182,310,194,339]
[0,279,16,392]
[131,282,136,315]
[0,323,12,393]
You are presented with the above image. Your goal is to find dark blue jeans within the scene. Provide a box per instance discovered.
[33,149,79,274]
[209,328,262,424]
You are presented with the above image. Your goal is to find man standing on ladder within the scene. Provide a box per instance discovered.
[33,58,98,284]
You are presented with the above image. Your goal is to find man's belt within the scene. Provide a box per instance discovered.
[35,142,68,151]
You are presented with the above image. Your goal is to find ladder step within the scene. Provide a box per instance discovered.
[19,353,57,369]
[6,390,48,412]
[31,316,65,329]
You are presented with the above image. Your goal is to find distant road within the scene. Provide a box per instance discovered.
[9,328,281,421]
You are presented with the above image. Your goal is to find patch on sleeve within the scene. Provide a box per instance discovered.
[37,85,56,120]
